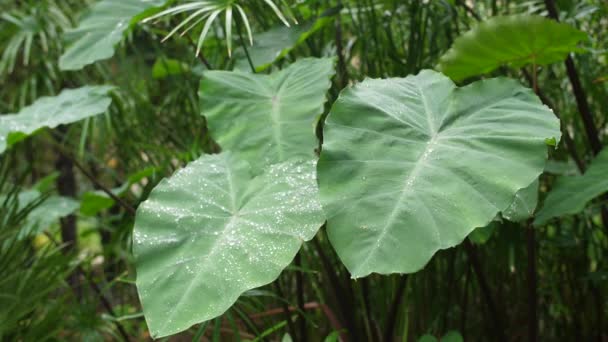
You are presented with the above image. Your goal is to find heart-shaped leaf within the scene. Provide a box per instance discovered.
[134,152,324,338]
[0,86,114,154]
[535,149,608,225]
[437,15,587,81]
[199,57,334,171]
[317,70,560,277]
[59,0,167,71]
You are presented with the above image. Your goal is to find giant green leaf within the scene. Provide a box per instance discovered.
[437,15,587,81]
[59,0,167,71]
[317,70,560,277]
[535,149,608,225]
[0,86,114,154]
[199,57,334,171]
[134,152,325,338]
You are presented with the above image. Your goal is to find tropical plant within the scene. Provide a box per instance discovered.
[2,0,608,341]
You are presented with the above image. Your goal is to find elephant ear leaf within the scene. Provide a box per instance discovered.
[133,153,325,338]
[199,57,335,172]
[437,15,587,81]
[317,70,560,278]
[59,0,167,70]
[535,149,608,225]
[0,86,114,154]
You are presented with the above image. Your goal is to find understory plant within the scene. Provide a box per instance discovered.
[1,0,607,341]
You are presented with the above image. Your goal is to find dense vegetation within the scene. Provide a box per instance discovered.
[1,0,607,341]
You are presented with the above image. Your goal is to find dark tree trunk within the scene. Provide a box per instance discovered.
[55,127,79,295]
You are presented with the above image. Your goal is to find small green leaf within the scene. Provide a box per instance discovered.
[152,57,189,79]
[1,190,80,238]
[535,149,608,225]
[503,179,539,222]
[134,152,325,338]
[233,18,331,72]
[80,192,116,217]
[468,222,497,245]
[441,330,464,342]
[59,0,168,71]
[0,86,114,154]
[418,334,438,342]
[199,58,335,172]
[437,15,587,81]
[318,70,560,277]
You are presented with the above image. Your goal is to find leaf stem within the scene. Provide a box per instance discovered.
[464,239,506,342]
[52,141,137,216]
[543,0,602,155]
[295,253,307,341]
[526,222,538,342]
[236,18,256,73]
[44,232,132,342]
[521,68,585,172]
[383,275,408,341]
[273,281,297,339]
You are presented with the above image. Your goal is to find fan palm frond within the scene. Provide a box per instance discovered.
[143,0,295,57]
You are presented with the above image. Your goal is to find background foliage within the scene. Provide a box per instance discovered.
[1,0,607,341]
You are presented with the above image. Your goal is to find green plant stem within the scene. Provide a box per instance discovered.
[526,223,538,342]
[52,141,136,216]
[521,68,585,172]
[441,249,457,333]
[273,281,297,339]
[312,234,357,341]
[295,253,307,341]
[185,34,213,69]
[361,278,376,341]
[383,275,408,341]
[460,264,471,338]
[543,0,608,238]
[456,0,481,21]
[335,4,348,88]
[464,239,506,342]
[54,127,80,297]
[236,19,255,74]
[44,232,131,342]
[544,0,602,156]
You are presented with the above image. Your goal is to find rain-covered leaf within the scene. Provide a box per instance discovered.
[318,70,560,277]
[503,179,539,222]
[535,149,608,225]
[134,152,325,338]
[59,0,167,71]
[233,17,331,72]
[0,86,114,154]
[437,15,587,81]
[199,57,334,171]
